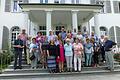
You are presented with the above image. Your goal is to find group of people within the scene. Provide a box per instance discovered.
[13,27,116,73]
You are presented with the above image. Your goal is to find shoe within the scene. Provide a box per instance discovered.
[61,70,64,72]
[19,67,22,69]
[78,70,81,72]
[14,66,19,70]
[14,67,17,70]
[110,69,114,72]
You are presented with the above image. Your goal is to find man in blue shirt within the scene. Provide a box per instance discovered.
[13,35,24,69]
[104,36,116,71]
[60,28,67,42]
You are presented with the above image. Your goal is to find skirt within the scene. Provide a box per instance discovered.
[47,56,56,70]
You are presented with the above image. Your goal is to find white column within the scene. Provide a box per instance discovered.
[23,12,29,35]
[94,13,100,37]
[88,21,92,34]
[110,0,114,14]
[114,26,117,43]
[72,10,78,32]
[46,10,52,36]
[0,0,5,12]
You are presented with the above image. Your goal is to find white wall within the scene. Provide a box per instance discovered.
[97,14,120,29]
[0,12,28,49]
[81,0,90,4]
[29,0,40,3]
[0,13,28,31]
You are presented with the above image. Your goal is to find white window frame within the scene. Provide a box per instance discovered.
[11,26,20,44]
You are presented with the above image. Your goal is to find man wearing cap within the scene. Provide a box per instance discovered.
[104,36,116,71]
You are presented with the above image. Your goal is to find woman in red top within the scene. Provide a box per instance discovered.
[57,40,65,72]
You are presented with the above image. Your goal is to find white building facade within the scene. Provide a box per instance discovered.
[0,0,120,50]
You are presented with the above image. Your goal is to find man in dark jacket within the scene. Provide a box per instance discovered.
[13,35,24,69]
[104,36,116,71]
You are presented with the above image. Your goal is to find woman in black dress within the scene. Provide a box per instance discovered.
[47,40,58,73]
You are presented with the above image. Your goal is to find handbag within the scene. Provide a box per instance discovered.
[29,54,35,61]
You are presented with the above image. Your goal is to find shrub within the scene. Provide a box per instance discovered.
[114,53,120,63]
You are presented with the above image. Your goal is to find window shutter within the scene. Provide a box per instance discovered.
[105,1,111,13]
[113,1,119,13]
[5,0,11,12]
[23,0,29,3]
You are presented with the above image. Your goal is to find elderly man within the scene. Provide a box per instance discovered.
[104,36,116,71]
[60,27,67,42]
[19,29,28,61]
[13,35,24,69]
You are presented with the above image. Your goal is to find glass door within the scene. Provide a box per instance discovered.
[55,25,65,35]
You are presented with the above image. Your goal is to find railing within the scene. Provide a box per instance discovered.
[0,50,14,73]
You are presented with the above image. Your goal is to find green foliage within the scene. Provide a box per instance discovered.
[0,50,14,71]
[114,53,120,63]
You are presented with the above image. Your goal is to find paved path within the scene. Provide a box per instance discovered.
[1,73,120,80]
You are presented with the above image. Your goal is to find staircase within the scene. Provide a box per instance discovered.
[0,57,120,79]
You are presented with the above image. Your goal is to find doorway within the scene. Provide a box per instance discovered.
[55,25,65,35]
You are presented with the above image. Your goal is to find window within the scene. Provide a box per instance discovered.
[54,0,59,3]
[71,0,80,4]
[109,26,115,42]
[90,0,96,4]
[13,0,22,12]
[60,0,65,3]
[100,27,107,36]
[92,26,95,32]
[45,0,48,3]
[76,0,79,4]
[39,26,46,35]
[11,26,20,44]
[5,0,11,12]
[71,0,74,4]
[105,1,112,13]
[40,0,43,3]
[113,1,120,13]
[116,26,120,45]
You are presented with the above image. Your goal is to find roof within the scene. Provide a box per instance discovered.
[19,3,103,11]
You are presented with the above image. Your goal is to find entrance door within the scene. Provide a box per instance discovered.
[55,25,65,35]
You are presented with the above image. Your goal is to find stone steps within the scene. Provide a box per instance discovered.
[1,52,120,79]
[3,65,120,74]
[1,69,120,79]
[8,61,120,69]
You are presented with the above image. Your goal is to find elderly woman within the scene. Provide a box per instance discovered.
[29,38,39,69]
[73,38,83,72]
[90,38,100,67]
[84,38,93,67]
[64,38,73,72]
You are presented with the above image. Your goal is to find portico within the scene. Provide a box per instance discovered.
[19,3,103,36]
